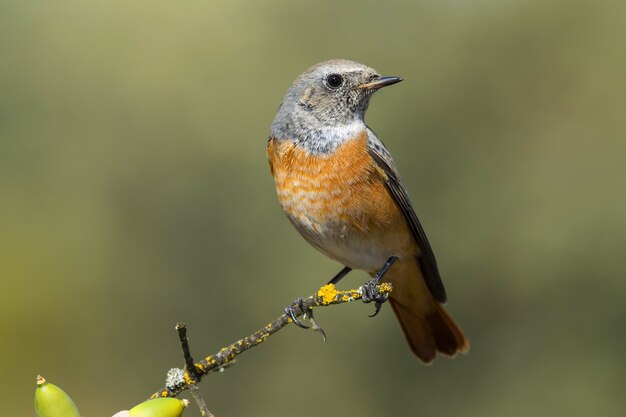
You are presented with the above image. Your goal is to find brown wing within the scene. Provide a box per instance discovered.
[367,130,447,303]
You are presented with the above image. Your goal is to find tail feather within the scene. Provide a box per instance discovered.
[378,258,469,363]
[390,298,469,364]
[431,302,470,355]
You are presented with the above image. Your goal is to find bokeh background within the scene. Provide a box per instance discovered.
[2,1,625,416]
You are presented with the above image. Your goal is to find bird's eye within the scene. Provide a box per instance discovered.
[326,74,344,89]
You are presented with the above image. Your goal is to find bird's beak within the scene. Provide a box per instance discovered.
[356,76,403,90]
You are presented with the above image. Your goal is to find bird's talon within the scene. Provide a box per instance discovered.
[361,277,380,303]
[369,301,383,317]
[308,308,327,343]
[314,325,327,343]
[285,298,309,329]
[361,275,389,317]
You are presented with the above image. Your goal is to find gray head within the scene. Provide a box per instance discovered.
[270,59,402,153]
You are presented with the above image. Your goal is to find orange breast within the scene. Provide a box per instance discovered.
[267,131,416,271]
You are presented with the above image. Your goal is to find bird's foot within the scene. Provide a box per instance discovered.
[360,276,390,317]
[284,298,327,341]
[284,298,309,329]
[361,256,398,317]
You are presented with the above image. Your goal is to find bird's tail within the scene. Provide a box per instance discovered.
[389,299,469,363]
[383,259,469,363]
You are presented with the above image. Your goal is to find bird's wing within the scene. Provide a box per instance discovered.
[366,128,447,303]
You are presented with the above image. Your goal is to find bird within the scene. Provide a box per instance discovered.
[266,59,469,363]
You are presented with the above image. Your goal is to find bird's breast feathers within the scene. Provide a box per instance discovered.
[267,131,416,271]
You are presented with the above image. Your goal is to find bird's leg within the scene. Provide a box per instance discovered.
[361,256,397,317]
[327,266,352,285]
[284,298,309,329]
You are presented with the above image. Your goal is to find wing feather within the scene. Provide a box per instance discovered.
[366,129,447,303]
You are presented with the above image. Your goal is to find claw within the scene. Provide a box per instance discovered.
[285,298,309,329]
[362,277,389,316]
[361,256,397,317]
[369,301,383,317]
[308,308,327,343]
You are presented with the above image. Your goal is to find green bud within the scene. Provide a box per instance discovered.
[34,375,81,417]
[129,398,188,417]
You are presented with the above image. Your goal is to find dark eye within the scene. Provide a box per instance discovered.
[326,73,344,89]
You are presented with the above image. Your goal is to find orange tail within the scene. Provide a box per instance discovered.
[380,258,469,363]
[389,299,469,364]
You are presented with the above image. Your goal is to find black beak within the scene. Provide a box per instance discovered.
[356,76,403,90]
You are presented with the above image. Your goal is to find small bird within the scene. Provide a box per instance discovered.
[266,59,469,363]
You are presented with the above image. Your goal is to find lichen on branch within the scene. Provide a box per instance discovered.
[150,282,393,399]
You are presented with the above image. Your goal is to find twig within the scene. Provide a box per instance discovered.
[175,323,198,379]
[150,282,392,399]
[175,323,216,416]
[189,385,214,417]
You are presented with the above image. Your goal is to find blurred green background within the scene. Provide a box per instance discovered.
[2,1,625,416]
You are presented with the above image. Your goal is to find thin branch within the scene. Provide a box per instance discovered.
[175,323,216,416]
[150,282,392,399]
[175,323,198,379]
[189,385,214,417]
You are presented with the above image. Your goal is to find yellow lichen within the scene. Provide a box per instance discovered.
[317,284,340,305]
[183,373,194,385]
[379,282,393,293]
[153,390,169,398]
